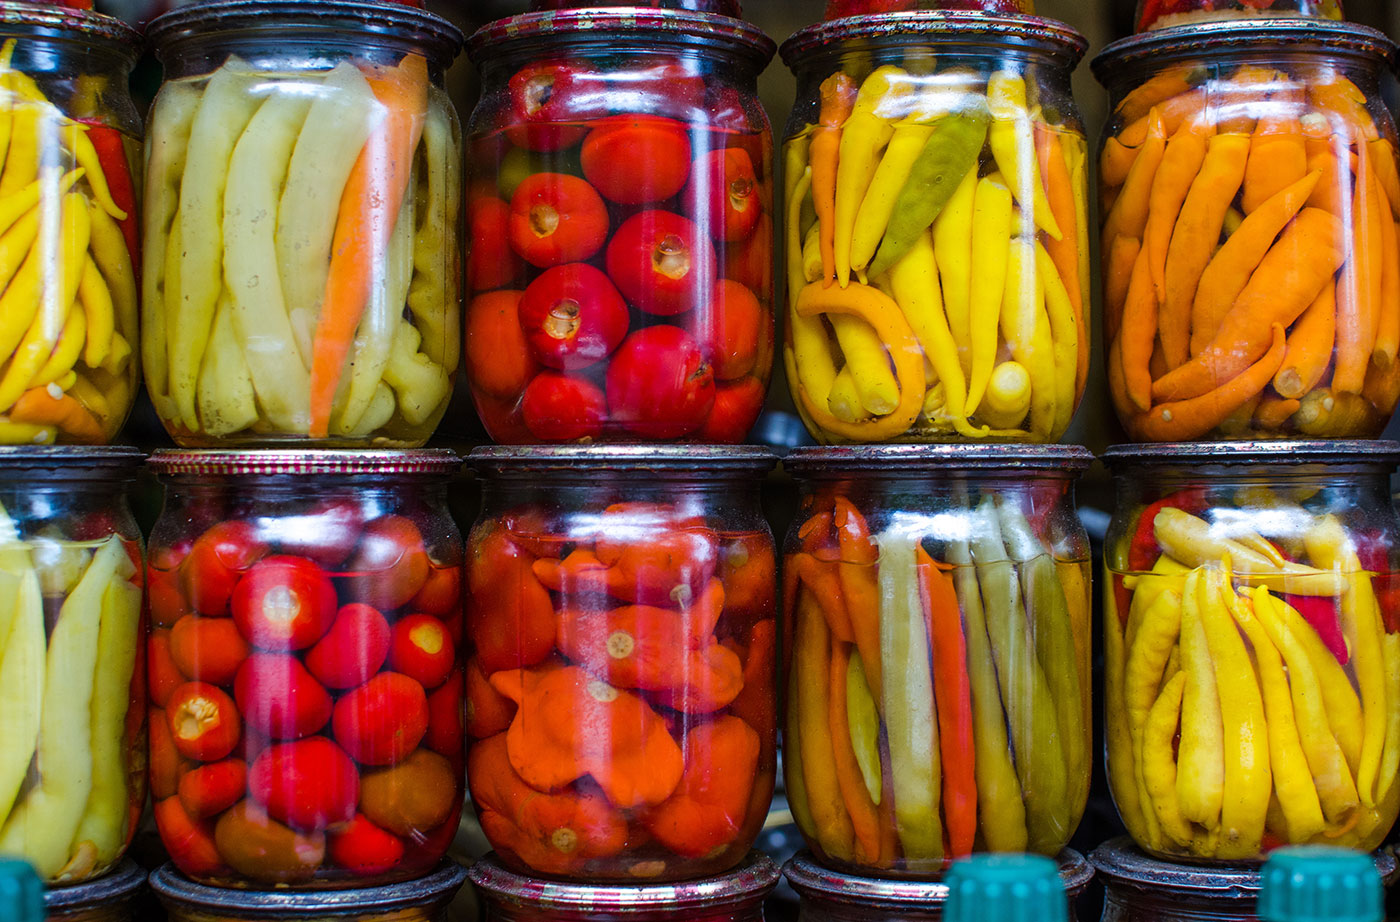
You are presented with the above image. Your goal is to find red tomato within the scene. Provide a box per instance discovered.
[178,759,247,820]
[698,376,767,443]
[167,682,242,762]
[468,195,525,291]
[521,372,607,442]
[347,516,431,611]
[509,173,610,268]
[474,394,535,445]
[409,563,461,618]
[606,326,716,439]
[147,564,191,629]
[425,670,465,758]
[518,263,630,370]
[466,290,538,401]
[181,521,269,616]
[235,653,333,740]
[231,556,337,652]
[388,614,456,690]
[328,814,405,878]
[722,211,773,300]
[705,279,763,381]
[603,57,707,121]
[505,62,590,152]
[304,603,391,691]
[606,210,717,316]
[170,615,252,685]
[149,629,185,708]
[249,738,360,831]
[581,116,692,206]
[155,796,226,878]
[332,672,429,766]
[149,707,186,800]
[263,500,365,570]
[685,148,762,242]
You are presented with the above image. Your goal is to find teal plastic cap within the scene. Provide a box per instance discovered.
[944,854,1068,922]
[1259,847,1383,922]
[0,858,44,922]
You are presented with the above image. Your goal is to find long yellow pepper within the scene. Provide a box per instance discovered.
[851,113,935,281]
[933,168,977,375]
[834,66,909,287]
[966,175,1011,415]
[1000,235,1056,440]
[986,71,1060,240]
[1177,567,1225,829]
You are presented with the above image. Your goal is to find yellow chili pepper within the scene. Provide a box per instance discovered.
[1036,241,1079,437]
[986,71,1061,241]
[1105,568,1151,846]
[1154,508,1347,596]
[850,110,936,282]
[1140,670,1194,848]
[1001,235,1056,440]
[835,66,909,287]
[933,168,977,375]
[966,175,1012,416]
[788,166,839,414]
[981,361,1030,430]
[1177,567,1225,829]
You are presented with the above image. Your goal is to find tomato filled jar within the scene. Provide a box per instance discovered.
[782,445,1093,876]
[142,1,463,448]
[145,450,464,888]
[1094,20,1398,441]
[0,5,141,445]
[465,446,778,881]
[780,14,1088,445]
[1103,442,1400,863]
[463,10,776,444]
[1135,0,1342,31]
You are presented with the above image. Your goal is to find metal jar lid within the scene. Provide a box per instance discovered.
[149,861,468,918]
[0,1,140,59]
[148,448,462,478]
[45,860,146,915]
[783,443,1095,478]
[468,444,778,478]
[469,851,780,917]
[1102,440,1400,471]
[781,11,1086,70]
[0,445,144,482]
[784,849,1093,911]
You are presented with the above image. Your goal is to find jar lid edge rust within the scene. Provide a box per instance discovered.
[468,444,777,476]
[149,861,468,913]
[0,444,144,471]
[148,448,461,477]
[780,11,1087,69]
[0,1,140,55]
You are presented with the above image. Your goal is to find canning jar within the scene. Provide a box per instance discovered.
[0,6,141,445]
[145,450,464,888]
[1103,442,1400,862]
[0,447,145,885]
[465,446,778,881]
[142,1,463,448]
[1094,21,1399,441]
[782,445,1093,876]
[780,14,1088,445]
[1091,838,1396,922]
[470,851,779,922]
[149,861,468,922]
[44,860,146,922]
[1135,1,1342,31]
[463,11,776,445]
[785,850,1092,922]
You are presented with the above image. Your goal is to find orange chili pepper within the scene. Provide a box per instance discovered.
[832,496,882,696]
[717,532,776,619]
[728,620,777,747]
[686,577,727,641]
[465,656,516,740]
[644,716,761,859]
[468,523,557,674]
[595,503,719,607]
[533,547,610,595]
[828,641,882,864]
[792,551,855,644]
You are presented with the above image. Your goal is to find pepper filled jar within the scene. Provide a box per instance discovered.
[780,14,1089,445]
[1103,443,1400,863]
[0,447,145,885]
[142,1,463,448]
[0,5,141,445]
[145,450,464,888]
[1094,20,1399,441]
[463,10,776,444]
[465,446,778,881]
[782,445,1093,876]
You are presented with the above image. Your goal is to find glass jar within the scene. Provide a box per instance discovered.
[469,851,778,922]
[0,6,141,445]
[1103,442,1400,863]
[464,446,778,882]
[463,11,776,445]
[149,860,467,922]
[145,450,464,888]
[142,1,463,448]
[0,447,145,885]
[1092,837,1396,922]
[44,860,145,922]
[785,850,1092,922]
[1094,21,1398,441]
[780,14,1088,445]
[1135,1,1342,31]
[782,445,1093,876]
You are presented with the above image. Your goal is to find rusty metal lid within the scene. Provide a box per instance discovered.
[0,445,144,478]
[0,1,140,56]
[783,443,1094,477]
[1093,18,1395,83]
[781,11,1086,69]
[470,851,780,913]
[45,860,146,911]
[149,449,461,477]
[149,861,468,915]
[1102,440,1400,469]
[468,444,777,477]
[784,850,1093,907]
[147,0,463,65]
[468,8,774,68]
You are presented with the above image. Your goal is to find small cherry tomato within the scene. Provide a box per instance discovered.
[149,629,185,708]
[521,372,607,442]
[155,795,226,878]
[467,195,525,291]
[249,737,360,831]
[722,211,773,299]
[389,614,456,690]
[474,394,535,445]
[505,62,590,152]
[606,326,716,439]
[697,376,767,443]
[149,707,187,800]
[425,669,465,758]
[332,672,430,766]
[167,682,242,762]
[214,801,326,885]
[263,499,364,569]
[181,521,269,617]
[231,556,337,652]
[466,290,539,401]
[178,758,248,820]
[518,263,630,370]
[235,653,333,741]
[705,279,763,381]
[409,563,461,618]
[685,147,762,242]
[329,814,405,878]
[581,116,693,206]
[304,603,391,691]
[606,210,717,316]
[604,57,707,121]
[347,515,431,611]
[509,173,610,268]
[359,749,457,837]
[170,614,252,686]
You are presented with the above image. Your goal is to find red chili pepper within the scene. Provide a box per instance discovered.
[1353,532,1400,634]
[76,119,138,275]
[1127,488,1208,573]
[1280,594,1351,664]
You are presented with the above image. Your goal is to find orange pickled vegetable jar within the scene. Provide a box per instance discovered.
[1094,20,1400,441]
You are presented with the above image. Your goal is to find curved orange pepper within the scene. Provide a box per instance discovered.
[533,548,610,595]
[594,503,720,606]
[832,496,882,695]
[791,552,854,644]
[644,716,761,860]
[468,522,557,674]
[728,620,777,748]
[465,656,515,740]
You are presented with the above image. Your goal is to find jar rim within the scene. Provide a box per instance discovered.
[147,0,463,66]
[468,444,777,476]
[0,445,144,473]
[148,448,461,477]
[1101,440,1400,469]
[467,8,775,68]
[1090,838,1398,894]
[149,861,467,913]
[44,860,145,909]
[469,851,779,909]
[783,444,1094,477]
[1092,19,1396,84]
[784,849,1093,904]
[780,12,1087,69]
[0,1,140,59]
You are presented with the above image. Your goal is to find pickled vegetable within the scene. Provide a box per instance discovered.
[1136,0,1342,31]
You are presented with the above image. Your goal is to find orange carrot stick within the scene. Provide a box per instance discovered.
[307,53,429,438]
[1274,281,1337,399]
[1119,247,1158,414]
[1335,141,1383,394]
[828,642,883,864]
